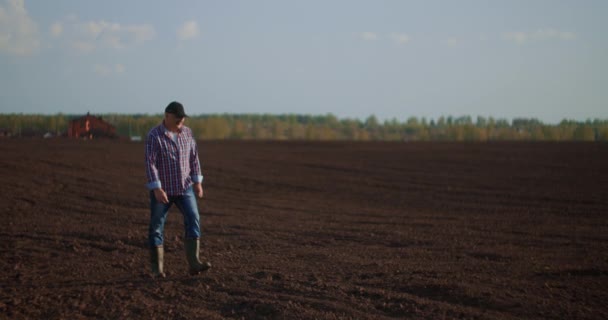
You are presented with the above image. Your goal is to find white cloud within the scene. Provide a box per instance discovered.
[360,32,377,41]
[389,33,410,45]
[94,64,111,76]
[94,63,125,76]
[560,31,576,40]
[177,20,200,41]
[446,37,458,47]
[504,32,527,45]
[504,28,576,44]
[0,0,40,56]
[53,17,155,53]
[50,22,63,37]
[126,25,155,43]
[114,63,125,74]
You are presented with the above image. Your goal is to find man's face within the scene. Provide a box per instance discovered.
[166,113,185,128]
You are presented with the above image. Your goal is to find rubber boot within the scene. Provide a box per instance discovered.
[150,246,166,278]
[185,238,211,275]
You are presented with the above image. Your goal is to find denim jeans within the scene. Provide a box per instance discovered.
[148,186,201,247]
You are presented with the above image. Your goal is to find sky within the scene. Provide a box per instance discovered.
[1,0,607,123]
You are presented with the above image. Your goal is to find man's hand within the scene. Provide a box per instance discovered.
[193,183,204,199]
[153,188,169,204]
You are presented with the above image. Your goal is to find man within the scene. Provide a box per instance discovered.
[145,101,211,277]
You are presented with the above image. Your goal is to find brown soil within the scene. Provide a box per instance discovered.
[1,139,607,319]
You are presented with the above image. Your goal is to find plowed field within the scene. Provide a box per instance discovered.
[1,139,607,319]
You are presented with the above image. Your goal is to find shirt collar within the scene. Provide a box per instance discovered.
[161,120,182,136]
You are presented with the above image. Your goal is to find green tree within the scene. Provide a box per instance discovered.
[231,120,247,139]
[573,125,595,141]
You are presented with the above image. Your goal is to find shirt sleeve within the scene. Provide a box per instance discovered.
[145,134,162,190]
[190,137,203,184]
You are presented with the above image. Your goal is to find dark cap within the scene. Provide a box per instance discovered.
[165,101,187,118]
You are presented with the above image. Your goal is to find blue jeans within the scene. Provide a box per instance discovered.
[148,186,201,247]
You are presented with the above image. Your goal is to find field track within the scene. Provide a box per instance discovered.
[1,139,607,319]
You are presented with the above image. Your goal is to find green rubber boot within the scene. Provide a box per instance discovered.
[150,246,166,278]
[185,238,211,275]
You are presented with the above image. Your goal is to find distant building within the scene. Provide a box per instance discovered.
[0,128,12,138]
[68,113,117,139]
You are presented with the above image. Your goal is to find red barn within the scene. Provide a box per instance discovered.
[68,113,117,139]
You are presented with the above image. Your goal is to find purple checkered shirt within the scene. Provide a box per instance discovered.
[145,122,203,196]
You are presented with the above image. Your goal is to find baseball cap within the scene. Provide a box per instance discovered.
[165,101,188,118]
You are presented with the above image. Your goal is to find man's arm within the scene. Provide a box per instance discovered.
[189,136,203,184]
[190,137,204,198]
[146,135,169,203]
[145,135,162,190]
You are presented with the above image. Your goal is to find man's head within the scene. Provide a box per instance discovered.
[165,101,187,118]
[164,101,187,130]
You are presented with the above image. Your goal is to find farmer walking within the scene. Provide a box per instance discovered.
[145,101,211,278]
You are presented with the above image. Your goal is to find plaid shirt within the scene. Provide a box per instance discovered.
[145,122,203,196]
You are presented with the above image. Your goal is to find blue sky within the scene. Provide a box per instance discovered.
[1,0,606,123]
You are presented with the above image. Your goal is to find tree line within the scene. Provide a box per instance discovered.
[1,113,608,141]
